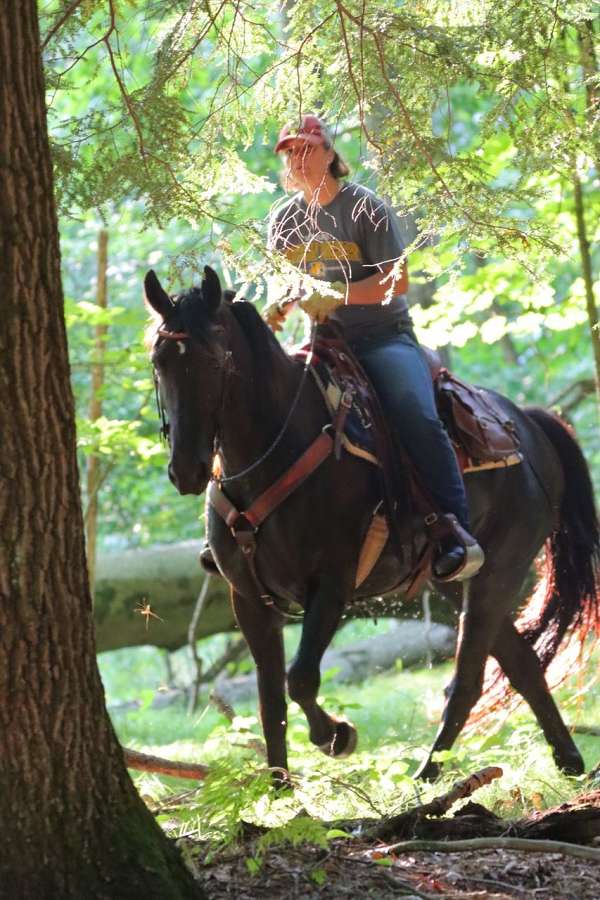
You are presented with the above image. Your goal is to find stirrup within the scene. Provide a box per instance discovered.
[435,542,485,582]
[425,513,485,583]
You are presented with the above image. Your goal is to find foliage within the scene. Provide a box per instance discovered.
[41,1,599,258]
[37,1,599,547]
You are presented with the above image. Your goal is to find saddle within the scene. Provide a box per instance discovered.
[304,338,521,475]
[420,347,521,471]
[298,329,522,596]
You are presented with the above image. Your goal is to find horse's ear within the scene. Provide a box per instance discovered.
[203,265,222,312]
[144,270,172,320]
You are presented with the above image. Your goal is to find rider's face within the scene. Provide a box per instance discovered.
[283,141,333,188]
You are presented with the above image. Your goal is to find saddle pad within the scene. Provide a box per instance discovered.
[300,349,521,476]
[308,361,378,464]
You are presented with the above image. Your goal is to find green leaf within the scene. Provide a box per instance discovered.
[311,867,328,885]
[245,856,262,875]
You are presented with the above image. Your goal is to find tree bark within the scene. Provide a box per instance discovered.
[85,229,109,595]
[0,5,200,898]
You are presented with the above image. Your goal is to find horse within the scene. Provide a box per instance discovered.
[144,265,599,782]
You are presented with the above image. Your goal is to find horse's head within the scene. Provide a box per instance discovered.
[144,266,231,495]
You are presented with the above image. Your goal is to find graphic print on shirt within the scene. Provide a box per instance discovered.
[268,182,411,340]
[282,238,363,281]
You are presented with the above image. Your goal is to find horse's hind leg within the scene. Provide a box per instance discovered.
[287,575,356,758]
[491,618,584,775]
[231,590,288,776]
[415,579,507,781]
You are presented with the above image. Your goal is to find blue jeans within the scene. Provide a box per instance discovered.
[351,332,470,529]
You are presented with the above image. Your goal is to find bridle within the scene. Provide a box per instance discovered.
[152,319,317,486]
[152,327,188,444]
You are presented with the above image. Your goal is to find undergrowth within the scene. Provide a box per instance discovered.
[100,637,600,858]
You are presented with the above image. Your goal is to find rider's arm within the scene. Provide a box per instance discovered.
[343,263,409,305]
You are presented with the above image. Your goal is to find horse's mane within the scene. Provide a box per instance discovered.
[227,299,291,385]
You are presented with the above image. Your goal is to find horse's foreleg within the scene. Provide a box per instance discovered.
[491,618,584,775]
[231,590,288,777]
[287,577,355,758]
[415,581,503,781]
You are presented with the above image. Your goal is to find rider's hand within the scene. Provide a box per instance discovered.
[263,301,288,332]
[299,282,346,324]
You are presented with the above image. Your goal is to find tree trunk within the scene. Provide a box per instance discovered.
[85,228,109,595]
[0,5,200,898]
[572,171,600,411]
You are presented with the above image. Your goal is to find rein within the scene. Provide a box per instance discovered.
[216,327,317,486]
[153,328,189,442]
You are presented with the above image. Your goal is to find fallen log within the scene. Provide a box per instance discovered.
[353,789,600,846]
[94,541,459,652]
[94,541,233,652]
[213,620,456,705]
[109,619,456,714]
[367,767,503,841]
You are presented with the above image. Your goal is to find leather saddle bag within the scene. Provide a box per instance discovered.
[435,370,520,463]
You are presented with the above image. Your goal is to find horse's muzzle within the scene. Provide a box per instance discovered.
[168,461,209,495]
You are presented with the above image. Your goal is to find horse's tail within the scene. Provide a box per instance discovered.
[470,407,599,726]
[518,407,599,668]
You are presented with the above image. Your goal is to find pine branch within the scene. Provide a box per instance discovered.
[41,0,85,50]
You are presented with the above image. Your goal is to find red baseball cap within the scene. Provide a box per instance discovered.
[274,114,332,153]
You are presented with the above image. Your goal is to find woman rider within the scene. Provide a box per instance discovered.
[264,114,484,581]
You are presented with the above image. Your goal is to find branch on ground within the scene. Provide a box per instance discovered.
[374,836,600,864]
[123,747,209,781]
[367,766,503,840]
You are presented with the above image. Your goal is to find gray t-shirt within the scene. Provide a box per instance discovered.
[268,182,410,341]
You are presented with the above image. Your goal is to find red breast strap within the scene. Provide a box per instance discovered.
[209,429,334,531]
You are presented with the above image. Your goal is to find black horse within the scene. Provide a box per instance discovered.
[144,266,599,781]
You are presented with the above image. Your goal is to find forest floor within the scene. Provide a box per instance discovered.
[190,838,600,899]
[185,778,600,898]
[109,639,600,897]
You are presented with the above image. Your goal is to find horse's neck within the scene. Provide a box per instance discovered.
[217,319,319,494]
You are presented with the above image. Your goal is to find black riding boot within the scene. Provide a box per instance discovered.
[199,542,221,575]
[428,514,485,582]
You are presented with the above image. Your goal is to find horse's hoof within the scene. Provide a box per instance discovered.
[318,719,358,758]
[271,768,293,793]
[414,758,442,782]
[555,749,585,776]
